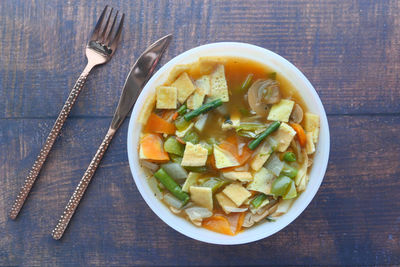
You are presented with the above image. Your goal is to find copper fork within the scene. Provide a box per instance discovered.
[9,6,125,220]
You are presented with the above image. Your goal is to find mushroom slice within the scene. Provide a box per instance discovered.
[290,103,304,123]
[247,79,281,116]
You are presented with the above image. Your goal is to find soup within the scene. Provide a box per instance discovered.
[138,57,320,235]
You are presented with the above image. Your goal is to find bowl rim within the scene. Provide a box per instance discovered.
[127,42,330,245]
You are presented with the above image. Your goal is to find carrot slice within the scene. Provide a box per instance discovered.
[172,112,179,120]
[236,212,246,233]
[144,113,176,134]
[202,215,234,236]
[290,123,307,147]
[219,135,252,165]
[140,133,169,162]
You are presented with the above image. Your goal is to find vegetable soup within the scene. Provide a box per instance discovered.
[138,57,320,235]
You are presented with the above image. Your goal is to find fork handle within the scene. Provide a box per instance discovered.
[9,64,94,220]
[52,128,116,240]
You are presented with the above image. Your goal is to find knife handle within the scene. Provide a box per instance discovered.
[52,128,116,240]
[9,65,93,220]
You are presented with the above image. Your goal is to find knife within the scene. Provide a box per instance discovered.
[51,34,172,240]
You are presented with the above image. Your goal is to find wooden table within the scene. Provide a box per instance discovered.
[1,0,399,265]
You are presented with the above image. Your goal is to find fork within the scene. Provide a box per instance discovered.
[9,6,125,220]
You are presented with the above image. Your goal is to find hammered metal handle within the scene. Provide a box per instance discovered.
[9,69,91,220]
[52,128,116,240]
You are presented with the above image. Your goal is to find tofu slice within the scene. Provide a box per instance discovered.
[223,171,253,182]
[305,132,315,154]
[172,72,196,103]
[297,173,309,192]
[273,199,295,216]
[295,149,308,186]
[250,139,273,171]
[246,167,275,194]
[198,57,227,75]
[271,122,296,152]
[156,86,177,109]
[216,192,238,214]
[267,99,295,122]
[165,64,191,85]
[210,65,229,102]
[194,75,211,95]
[222,183,251,206]
[182,172,200,192]
[304,112,320,143]
[213,144,240,169]
[138,93,156,125]
[190,186,213,211]
[186,87,205,109]
[181,142,208,166]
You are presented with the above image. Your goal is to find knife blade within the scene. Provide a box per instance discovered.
[110,33,172,130]
[51,34,172,240]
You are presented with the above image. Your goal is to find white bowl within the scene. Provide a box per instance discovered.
[127,42,330,245]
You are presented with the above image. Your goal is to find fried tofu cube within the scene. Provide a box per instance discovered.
[213,145,240,169]
[267,99,295,122]
[216,192,238,214]
[190,186,213,211]
[186,88,205,109]
[271,122,296,152]
[210,65,229,102]
[138,93,156,125]
[223,171,253,182]
[222,183,251,206]
[181,142,208,166]
[304,112,320,143]
[172,72,196,103]
[246,167,274,194]
[250,140,273,171]
[194,75,211,95]
[156,86,177,109]
[305,132,315,154]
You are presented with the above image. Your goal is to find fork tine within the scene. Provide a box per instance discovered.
[105,11,118,47]
[100,8,113,43]
[90,5,108,42]
[109,13,125,52]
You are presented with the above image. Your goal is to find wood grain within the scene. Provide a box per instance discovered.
[0,0,399,265]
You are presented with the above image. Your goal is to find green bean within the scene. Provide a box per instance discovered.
[248,121,281,150]
[154,168,189,204]
[251,193,267,208]
[177,104,187,115]
[283,152,296,162]
[184,99,223,121]
[240,74,254,92]
[184,166,208,173]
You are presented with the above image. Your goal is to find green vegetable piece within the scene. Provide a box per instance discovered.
[183,131,199,144]
[248,121,281,150]
[240,74,254,92]
[266,216,276,222]
[175,116,192,131]
[164,137,185,156]
[154,168,189,204]
[283,180,297,200]
[206,137,219,145]
[280,163,298,179]
[200,141,213,155]
[201,178,228,193]
[283,152,296,162]
[271,175,292,197]
[251,193,268,209]
[177,104,187,115]
[269,72,277,80]
[184,166,208,173]
[170,154,182,164]
[184,99,223,121]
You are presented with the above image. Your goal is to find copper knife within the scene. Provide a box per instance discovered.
[52,34,172,240]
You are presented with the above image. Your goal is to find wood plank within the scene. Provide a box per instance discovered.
[1,115,399,265]
[0,0,399,118]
